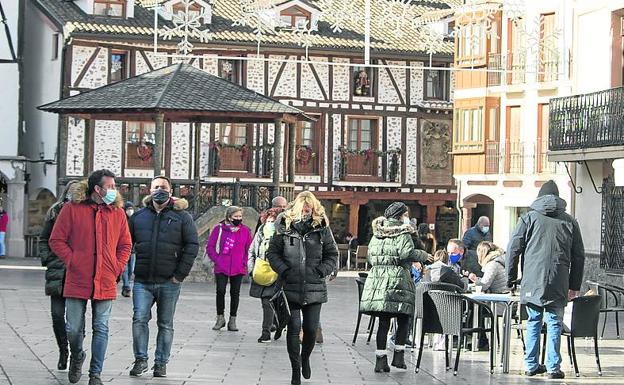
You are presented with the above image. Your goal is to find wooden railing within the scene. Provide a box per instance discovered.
[549,87,624,151]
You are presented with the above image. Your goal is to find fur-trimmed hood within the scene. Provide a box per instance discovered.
[480,248,505,268]
[68,180,124,209]
[142,195,189,211]
[371,216,415,239]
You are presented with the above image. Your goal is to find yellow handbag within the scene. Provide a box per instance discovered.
[252,256,278,286]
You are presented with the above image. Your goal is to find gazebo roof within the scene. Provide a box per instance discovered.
[38,63,310,123]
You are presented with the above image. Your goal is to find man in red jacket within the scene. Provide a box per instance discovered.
[50,169,132,385]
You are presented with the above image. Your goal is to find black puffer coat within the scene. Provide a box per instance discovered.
[129,196,199,283]
[266,214,337,306]
[506,195,585,308]
[39,202,67,297]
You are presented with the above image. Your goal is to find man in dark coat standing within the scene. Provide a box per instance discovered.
[462,216,492,251]
[506,180,585,379]
[127,176,199,378]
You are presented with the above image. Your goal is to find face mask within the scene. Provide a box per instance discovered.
[299,213,312,223]
[152,190,170,205]
[482,226,490,234]
[449,253,461,265]
[231,218,243,226]
[126,209,134,217]
[99,188,116,205]
[403,217,411,225]
[264,222,275,232]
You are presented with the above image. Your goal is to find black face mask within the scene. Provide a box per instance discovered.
[231,219,243,226]
[152,190,170,205]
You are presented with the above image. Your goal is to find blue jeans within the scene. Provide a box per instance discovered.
[132,280,181,364]
[65,298,113,375]
[0,232,5,256]
[122,253,136,289]
[525,303,564,373]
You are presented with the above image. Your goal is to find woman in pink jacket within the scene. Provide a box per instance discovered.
[206,206,252,331]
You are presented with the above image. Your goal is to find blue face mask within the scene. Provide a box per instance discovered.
[482,226,490,234]
[449,253,461,265]
[100,188,116,205]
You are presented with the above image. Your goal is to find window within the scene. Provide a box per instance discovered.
[536,103,553,173]
[424,67,449,100]
[344,118,379,178]
[348,118,376,151]
[505,105,522,173]
[172,2,203,23]
[352,64,374,97]
[453,107,483,151]
[538,13,558,82]
[508,18,526,84]
[219,123,247,145]
[218,59,242,84]
[280,6,311,29]
[94,0,125,17]
[296,120,319,174]
[125,122,157,169]
[52,33,59,61]
[110,52,128,82]
[457,22,486,64]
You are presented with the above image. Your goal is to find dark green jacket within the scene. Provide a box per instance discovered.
[506,195,585,308]
[39,202,66,297]
[360,217,431,316]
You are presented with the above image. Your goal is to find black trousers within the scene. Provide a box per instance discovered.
[286,302,322,369]
[50,295,68,352]
[260,297,276,333]
[215,274,243,316]
[376,313,409,350]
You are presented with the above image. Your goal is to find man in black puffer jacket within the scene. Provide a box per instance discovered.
[127,176,199,378]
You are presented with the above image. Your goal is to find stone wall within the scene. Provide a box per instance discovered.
[27,189,56,235]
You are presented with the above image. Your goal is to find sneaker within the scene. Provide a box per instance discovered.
[121,288,131,297]
[129,359,148,376]
[548,370,565,379]
[258,332,271,343]
[525,364,547,376]
[68,351,86,384]
[88,374,103,385]
[58,349,69,371]
[274,327,283,341]
[153,363,167,377]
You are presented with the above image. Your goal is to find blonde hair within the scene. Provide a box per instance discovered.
[476,241,499,265]
[224,205,243,222]
[283,191,325,229]
[433,250,449,264]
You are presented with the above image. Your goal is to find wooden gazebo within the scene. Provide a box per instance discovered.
[39,63,311,210]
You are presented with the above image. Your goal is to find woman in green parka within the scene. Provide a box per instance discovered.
[360,202,433,372]
[39,180,79,371]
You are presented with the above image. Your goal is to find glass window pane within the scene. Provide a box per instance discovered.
[94,3,107,15]
[280,15,291,25]
[360,141,371,150]
[109,4,123,16]
[361,130,371,142]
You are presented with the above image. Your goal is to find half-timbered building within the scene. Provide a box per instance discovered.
[24,0,458,245]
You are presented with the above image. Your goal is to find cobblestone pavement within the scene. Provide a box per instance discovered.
[0,261,623,385]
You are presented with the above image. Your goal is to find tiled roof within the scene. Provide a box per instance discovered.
[34,0,455,56]
[38,63,305,117]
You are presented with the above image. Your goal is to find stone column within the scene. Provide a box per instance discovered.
[153,114,165,177]
[288,122,296,184]
[6,173,25,257]
[348,202,360,238]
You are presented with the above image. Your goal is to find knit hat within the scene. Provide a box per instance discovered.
[538,180,559,197]
[124,201,135,210]
[384,202,408,220]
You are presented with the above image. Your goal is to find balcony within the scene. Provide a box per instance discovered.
[487,51,526,87]
[481,140,558,175]
[337,147,400,183]
[549,87,624,161]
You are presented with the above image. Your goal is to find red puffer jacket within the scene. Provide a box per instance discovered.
[49,181,132,300]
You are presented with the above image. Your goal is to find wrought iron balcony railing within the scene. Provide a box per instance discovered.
[549,86,624,151]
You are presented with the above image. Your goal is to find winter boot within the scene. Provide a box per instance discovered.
[301,355,311,379]
[227,316,239,331]
[58,348,69,371]
[374,351,391,373]
[291,364,301,385]
[212,315,226,330]
[391,346,407,369]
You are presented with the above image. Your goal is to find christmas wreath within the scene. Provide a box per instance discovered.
[136,141,154,162]
[296,145,316,166]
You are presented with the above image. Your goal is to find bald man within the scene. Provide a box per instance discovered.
[462,216,492,251]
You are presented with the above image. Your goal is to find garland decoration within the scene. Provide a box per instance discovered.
[296,145,317,166]
[136,141,154,162]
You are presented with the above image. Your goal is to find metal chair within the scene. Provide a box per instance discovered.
[540,295,602,377]
[411,282,463,351]
[426,290,495,376]
[587,280,624,338]
[354,246,368,270]
[352,277,376,345]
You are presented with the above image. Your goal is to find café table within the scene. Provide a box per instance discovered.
[464,292,521,374]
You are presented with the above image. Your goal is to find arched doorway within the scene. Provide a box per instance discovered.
[462,194,494,234]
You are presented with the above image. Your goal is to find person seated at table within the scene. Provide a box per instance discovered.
[427,250,468,292]
[468,241,509,294]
